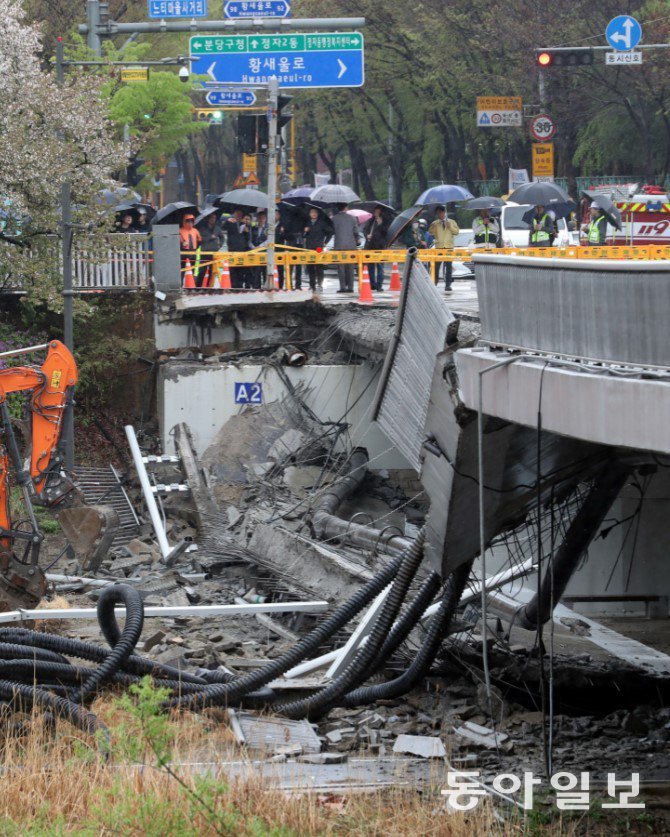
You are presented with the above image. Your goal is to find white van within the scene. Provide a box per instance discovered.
[499,203,571,248]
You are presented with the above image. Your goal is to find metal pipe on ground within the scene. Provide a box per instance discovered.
[311,447,412,557]
[516,465,631,630]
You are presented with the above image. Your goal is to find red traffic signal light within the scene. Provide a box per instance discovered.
[535,48,594,67]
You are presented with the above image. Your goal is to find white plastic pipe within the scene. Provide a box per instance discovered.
[125,424,173,560]
[0,601,329,624]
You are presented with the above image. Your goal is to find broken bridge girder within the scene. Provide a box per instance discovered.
[516,463,631,630]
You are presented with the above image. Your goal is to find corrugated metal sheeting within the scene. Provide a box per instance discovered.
[372,257,454,471]
[475,255,670,369]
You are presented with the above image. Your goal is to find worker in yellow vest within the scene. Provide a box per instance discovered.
[529,205,554,247]
[581,206,607,246]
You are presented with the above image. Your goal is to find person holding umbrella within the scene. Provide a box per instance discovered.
[529,205,554,247]
[428,206,459,292]
[224,208,252,290]
[472,209,500,247]
[363,206,390,291]
[332,203,363,293]
[179,212,203,287]
[198,210,224,253]
[303,206,331,292]
[581,204,607,246]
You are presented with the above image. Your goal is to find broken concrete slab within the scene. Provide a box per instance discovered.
[452,721,509,750]
[248,524,373,605]
[392,734,446,759]
[228,710,322,754]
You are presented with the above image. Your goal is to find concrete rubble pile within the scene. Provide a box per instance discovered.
[30,378,670,790]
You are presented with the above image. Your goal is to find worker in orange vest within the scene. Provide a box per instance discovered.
[180,213,203,286]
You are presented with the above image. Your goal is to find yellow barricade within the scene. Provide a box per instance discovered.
[180,244,670,279]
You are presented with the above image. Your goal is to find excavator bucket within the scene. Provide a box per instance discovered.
[0,550,47,612]
[57,504,120,573]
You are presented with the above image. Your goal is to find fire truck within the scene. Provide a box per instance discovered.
[603,185,670,245]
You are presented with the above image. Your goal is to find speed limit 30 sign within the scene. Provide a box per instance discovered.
[529,113,556,141]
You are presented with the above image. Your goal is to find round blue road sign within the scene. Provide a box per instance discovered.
[605,15,642,51]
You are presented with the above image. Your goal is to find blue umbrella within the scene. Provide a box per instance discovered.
[282,185,314,205]
[415,184,474,205]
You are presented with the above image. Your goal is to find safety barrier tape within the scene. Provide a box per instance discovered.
[179,243,670,274]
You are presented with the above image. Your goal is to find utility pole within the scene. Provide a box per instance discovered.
[56,38,75,470]
[86,0,103,56]
[265,78,279,291]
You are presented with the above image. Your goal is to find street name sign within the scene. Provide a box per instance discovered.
[206,89,257,106]
[476,96,522,128]
[605,15,642,51]
[148,0,208,18]
[605,50,642,65]
[190,32,365,89]
[224,1,290,18]
[529,113,556,141]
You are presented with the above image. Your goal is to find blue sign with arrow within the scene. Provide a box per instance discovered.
[205,90,257,106]
[190,33,365,90]
[224,0,290,18]
[148,0,208,18]
[605,15,642,51]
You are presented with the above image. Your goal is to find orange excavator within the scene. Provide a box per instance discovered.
[0,340,117,611]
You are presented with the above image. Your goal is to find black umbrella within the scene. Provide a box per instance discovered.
[509,181,571,205]
[195,206,221,227]
[521,201,575,225]
[588,194,622,230]
[349,201,397,225]
[153,201,200,225]
[386,206,424,246]
[465,196,506,211]
[114,202,156,221]
[214,188,268,212]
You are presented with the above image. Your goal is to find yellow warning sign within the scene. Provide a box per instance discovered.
[476,96,522,111]
[245,172,261,187]
[232,174,246,189]
[242,154,256,173]
[532,143,555,178]
[121,68,149,83]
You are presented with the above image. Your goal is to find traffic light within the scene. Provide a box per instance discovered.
[194,109,224,124]
[277,94,293,131]
[237,114,259,153]
[535,48,594,67]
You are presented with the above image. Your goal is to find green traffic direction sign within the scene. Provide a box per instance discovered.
[190,32,363,54]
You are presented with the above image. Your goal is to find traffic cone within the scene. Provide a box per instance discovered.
[389,262,401,291]
[358,264,374,304]
[218,260,231,290]
[183,259,195,289]
[203,267,211,288]
[273,264,280,290]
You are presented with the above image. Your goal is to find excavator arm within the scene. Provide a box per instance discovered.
[0,340,115,611]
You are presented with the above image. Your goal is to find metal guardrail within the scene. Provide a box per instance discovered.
[474,253,670,369]
[73,236,150,290]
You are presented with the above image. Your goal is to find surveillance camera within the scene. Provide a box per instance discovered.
[178,67,189,83]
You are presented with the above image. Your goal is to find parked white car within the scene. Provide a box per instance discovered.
[499,203,570,247]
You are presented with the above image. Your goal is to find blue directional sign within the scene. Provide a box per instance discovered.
[606,15,642,51]
[224,0,290,19]
[205,90,257,106]
[190,33,365,90]
[148,0,208,18]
